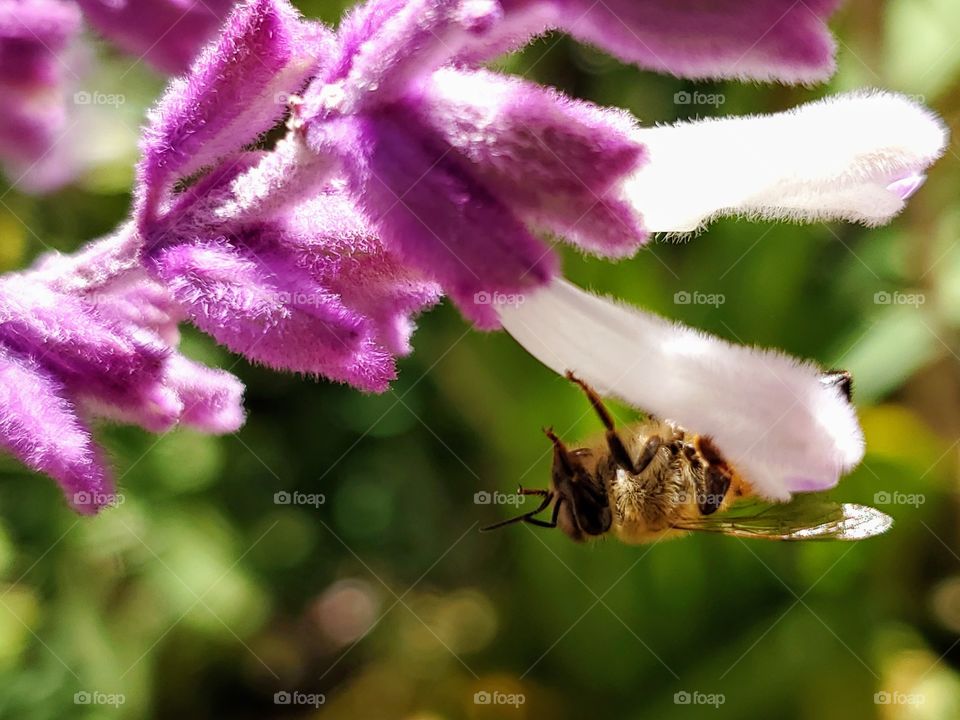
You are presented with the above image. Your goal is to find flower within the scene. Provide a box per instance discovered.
[299,0,648,326]
[0,0,236,192]
[0,228,244,513]
[0,0,950,510]
[145,177,441,391]
[625,91,948,233]
[75,0,237,74]
[135,0,440,391]
[0,0,81,189]
[129,0,945,496]
[463,0,841,83]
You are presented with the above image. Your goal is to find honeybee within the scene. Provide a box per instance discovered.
[481,371,892,543]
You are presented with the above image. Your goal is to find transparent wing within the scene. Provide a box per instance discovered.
[673,497,893,541]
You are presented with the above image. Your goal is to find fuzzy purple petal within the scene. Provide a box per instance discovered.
[0,276,168,402]
[279,189,442,356]
[164,355,245,433]
[0,0,80,85]
[421,67,646,256]
[0,0,79,185]
[0,346,113,514]
[138,0,323,224]
[76,272,248,432]
[547,0,840,83]
[318,0,503,113]
[75,0,235,74]
[147,235,373,375]
[0,85,67,170]
[309,111,556,328]
[89,274,182,346]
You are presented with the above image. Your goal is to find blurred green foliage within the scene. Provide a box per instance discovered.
[2,1,960,719]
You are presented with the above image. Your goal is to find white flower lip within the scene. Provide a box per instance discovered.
[497,279,865,500]
[626,90,949,233]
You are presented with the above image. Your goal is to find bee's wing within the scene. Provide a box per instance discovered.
[672,497,892,541]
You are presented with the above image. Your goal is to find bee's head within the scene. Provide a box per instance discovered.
[480,436,611,541]
[549,445,612,542]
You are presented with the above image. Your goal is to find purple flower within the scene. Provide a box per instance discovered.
[137,0,326,225]
[0,230,245,513]
[469,0,841,83]
[75,0,236,74]
[0,0,81,189]
[0,0,238,192]
[135,1,441,390]
[299,1,648,325]
[144,161,440,391]
[0,0,949,512]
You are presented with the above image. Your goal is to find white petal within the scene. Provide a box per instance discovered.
[626,90,948,233]
[497,279,864,500]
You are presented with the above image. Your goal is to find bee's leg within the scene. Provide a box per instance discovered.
[524,497,564,528]
[697,467,732,516]
[544,426,579,476]
[633,435,662,474]
[694,436,733,515]
[565,371,649,474]
[517,485,550,497]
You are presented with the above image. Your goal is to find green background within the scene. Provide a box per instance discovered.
[2,1,960,718]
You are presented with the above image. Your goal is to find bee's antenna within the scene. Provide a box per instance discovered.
[480,490,555,532]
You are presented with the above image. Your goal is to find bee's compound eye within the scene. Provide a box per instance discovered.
[821,370,853,403]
